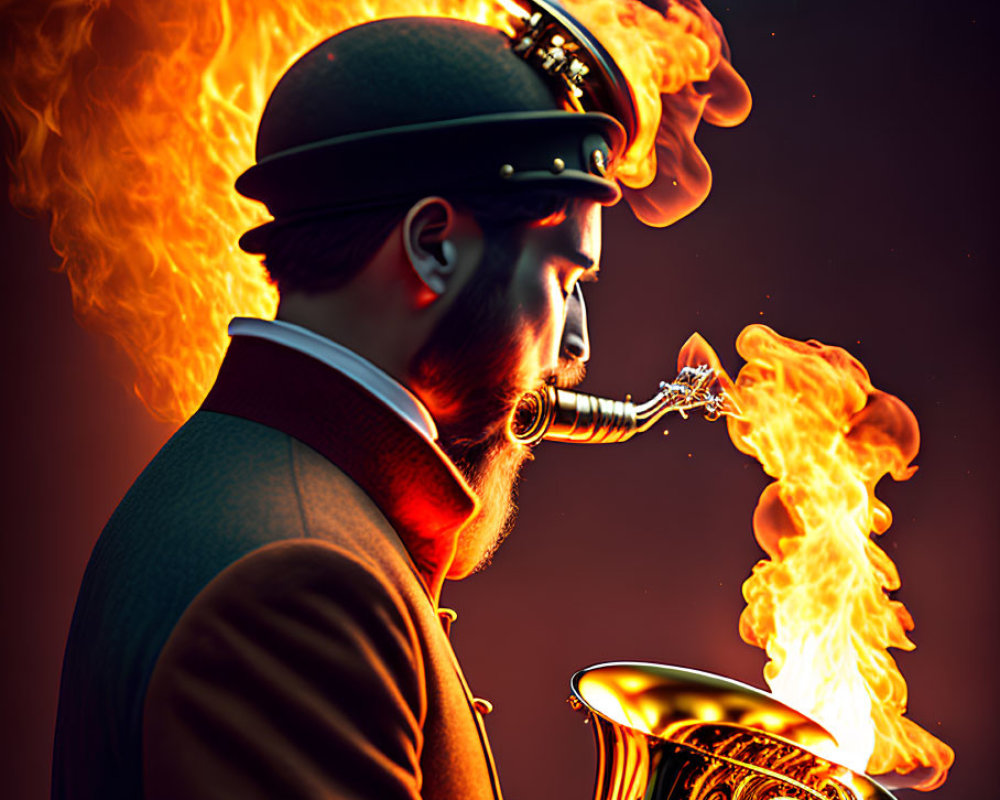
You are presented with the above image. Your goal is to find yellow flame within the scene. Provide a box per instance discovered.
[562,0,718,186]
[725,324,953,789]
[1,0,738,421]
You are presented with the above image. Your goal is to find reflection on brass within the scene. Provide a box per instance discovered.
[569,662,897,800]
[509,365,728,445]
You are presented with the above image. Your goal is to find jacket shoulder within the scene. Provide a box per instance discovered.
[144,538,428,800]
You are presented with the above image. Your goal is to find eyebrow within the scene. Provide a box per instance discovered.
[565,248,597,271]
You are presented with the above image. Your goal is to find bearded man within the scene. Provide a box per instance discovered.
[51,4,747,799]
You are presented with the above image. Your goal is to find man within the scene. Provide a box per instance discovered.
[52,11,622,799]
[51,3,748,796]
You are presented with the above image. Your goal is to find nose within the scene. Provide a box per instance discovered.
[560,282,590,362]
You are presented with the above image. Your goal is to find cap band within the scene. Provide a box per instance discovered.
[237,110,624,253]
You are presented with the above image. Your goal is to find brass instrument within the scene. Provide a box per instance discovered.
[509,365,729,445]
[570,662,897,800]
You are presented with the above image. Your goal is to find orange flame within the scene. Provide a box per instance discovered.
[724,324,953,789]
[1,0,745,421]
[562,0,751,226]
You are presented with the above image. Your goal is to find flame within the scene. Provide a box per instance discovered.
[1,0,746,421]
[677,330,739,412]
[562,0,751,226]
[724,324,953,789]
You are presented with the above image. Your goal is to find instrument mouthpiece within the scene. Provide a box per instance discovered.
[509,363,734,445]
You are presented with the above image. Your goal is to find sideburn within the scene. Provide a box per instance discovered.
[409,223,532,456]
[410,220,542,573]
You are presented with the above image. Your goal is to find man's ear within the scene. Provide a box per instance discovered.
[402,196,459,300]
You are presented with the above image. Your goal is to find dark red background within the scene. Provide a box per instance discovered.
[2,1,996,798]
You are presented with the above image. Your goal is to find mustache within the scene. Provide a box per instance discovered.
[548,356,588,389]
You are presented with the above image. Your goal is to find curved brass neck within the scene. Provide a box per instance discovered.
[509,364,730,445]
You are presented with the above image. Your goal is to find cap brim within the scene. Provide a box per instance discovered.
[236,111,625,253]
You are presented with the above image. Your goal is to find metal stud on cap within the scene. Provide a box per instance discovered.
[472,697,494,716]
[590,148,607,176]
[500,163,515,178]
[551,157,566,174]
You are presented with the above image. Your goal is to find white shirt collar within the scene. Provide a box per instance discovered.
[227,317,438,442]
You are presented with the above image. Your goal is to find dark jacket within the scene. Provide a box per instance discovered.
[52,335,500,799]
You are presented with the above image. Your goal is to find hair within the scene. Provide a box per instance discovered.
[260,191,576,294]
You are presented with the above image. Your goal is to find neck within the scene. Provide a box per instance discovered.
[277,291,417,384]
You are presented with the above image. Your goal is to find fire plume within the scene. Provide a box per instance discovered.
[1,0,746,422]
[562,0,750,227]
[724,325,953,789]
